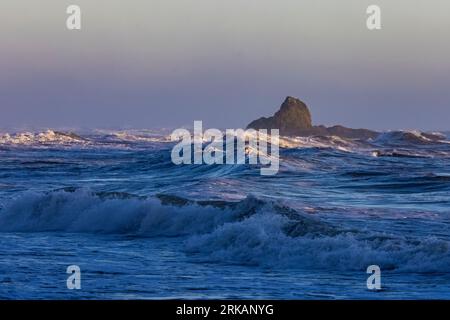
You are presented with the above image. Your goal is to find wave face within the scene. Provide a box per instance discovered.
[0,190,237,235]
[0,189,449,273]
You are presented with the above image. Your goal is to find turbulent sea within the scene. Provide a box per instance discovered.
[0,129,449,299]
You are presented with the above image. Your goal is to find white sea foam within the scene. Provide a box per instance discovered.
[0,189,237,235]
[0,130,89,145]
[0,189,448,272]
[278,135,360,151]
[185,212,450,272]
[1,129,448,159]
[374,130,446,145]
[110,131,171,143]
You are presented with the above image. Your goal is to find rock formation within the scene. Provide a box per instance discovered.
[247,96,379,139]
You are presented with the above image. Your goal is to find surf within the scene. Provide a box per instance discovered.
[0,189,449,273]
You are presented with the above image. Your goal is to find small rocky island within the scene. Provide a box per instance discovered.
[247,96,379,139]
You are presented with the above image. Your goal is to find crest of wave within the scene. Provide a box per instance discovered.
[0,130,88,145]
[0,189,449,273]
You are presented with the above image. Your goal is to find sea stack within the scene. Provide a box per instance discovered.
[247,96,379,139]
[247,96,313,136]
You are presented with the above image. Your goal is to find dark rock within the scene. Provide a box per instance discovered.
[247,96,379,139]
[247,97,312,136]
[326,125,378,140]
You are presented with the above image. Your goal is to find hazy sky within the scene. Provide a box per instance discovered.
[1,0,449,131]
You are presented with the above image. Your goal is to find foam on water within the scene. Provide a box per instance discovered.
[0,130,89,145]
[0,189,449,273]
[1,128,450,298]
[1,129,449,157]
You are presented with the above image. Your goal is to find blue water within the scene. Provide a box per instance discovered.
[0,129,449,299]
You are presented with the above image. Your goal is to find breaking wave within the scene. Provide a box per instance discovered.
[0,130,89,145]
[374,130,447,145]
[0,189,448,272]
[1,128,448,149]
[0,129,170,147]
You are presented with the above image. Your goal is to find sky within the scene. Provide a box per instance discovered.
[1,0,449,131]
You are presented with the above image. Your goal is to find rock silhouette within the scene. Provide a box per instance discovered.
[247,96,379,139]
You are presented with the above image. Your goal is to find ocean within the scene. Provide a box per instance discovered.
[0,129,449,299]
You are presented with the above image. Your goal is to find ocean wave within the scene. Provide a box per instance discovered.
[280,131,450,158]
[279,135,362,152]
[0,189,238,235]
[185,216,450,272]
[374,130,447,145]
[1,129,449,158]
[0,130,89,145]
[0,129,172,148]
[99,130,171,143]
[0,189,448,272]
